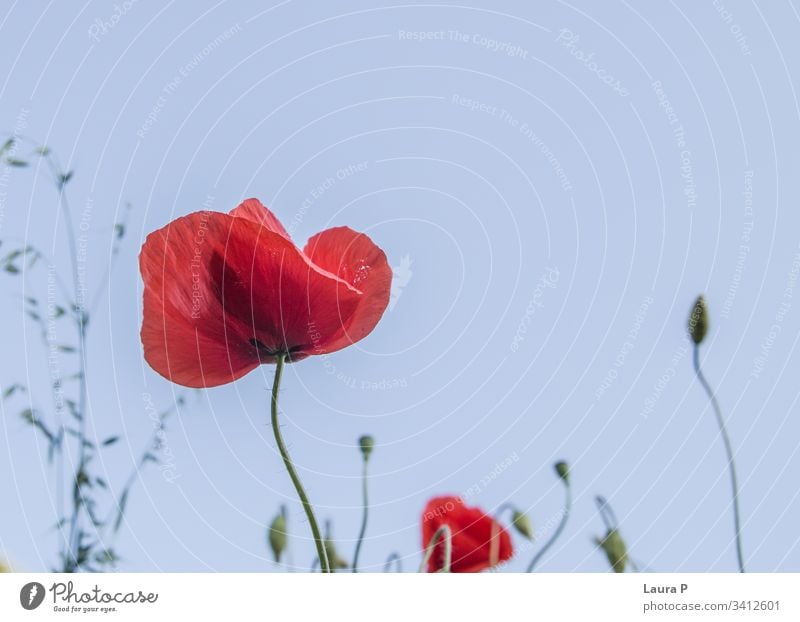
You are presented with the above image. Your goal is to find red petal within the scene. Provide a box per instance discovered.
[141,204,390,387]
[210,217,362,358]
[140,212,261,388]
[302,227,391,353]
[421,496,513,573]
[230,198,291,241]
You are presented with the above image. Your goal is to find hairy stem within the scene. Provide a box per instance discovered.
[419,525,452,573]
[693,345,745,573]
[527,481,572,572]
[270,354,330,573]
[383,552,402,572]
[351,458,369,572]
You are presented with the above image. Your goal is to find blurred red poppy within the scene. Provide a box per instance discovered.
[422,496,513,572]
[140,198,391,388]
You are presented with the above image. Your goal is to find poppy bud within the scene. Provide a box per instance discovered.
[267,506,288,563]
[323,522,349,571]
[688,296,708,345]
[554,461,570,483]
[511,510,534,540]
[324,538,349,571]
[595,528,628,573]
[358,435,375,461]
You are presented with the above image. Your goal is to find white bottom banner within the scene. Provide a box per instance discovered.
[1,573,796,621]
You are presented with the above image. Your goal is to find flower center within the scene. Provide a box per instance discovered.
[249,338,301,360]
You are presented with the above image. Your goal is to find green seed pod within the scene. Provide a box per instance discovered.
[595,528,628,573]
[268,507,288,563]
[511,509,534,540]
[324,538,349,571]
[688,296,708,345]
[554,461,570,483]
[358,435,375,461]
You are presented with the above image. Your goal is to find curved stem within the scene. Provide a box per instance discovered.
[494,502,515,522]
[693,345,745,573]
[596,495,618,532]
[419,525,452,573]
[351,457,369,572]
[270,354,330,573]
[527,481,572,572]
[383,552,402,572]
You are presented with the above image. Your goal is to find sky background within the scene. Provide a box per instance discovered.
[1,0,799,573]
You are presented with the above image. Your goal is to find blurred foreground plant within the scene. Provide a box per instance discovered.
[0,135,178,571]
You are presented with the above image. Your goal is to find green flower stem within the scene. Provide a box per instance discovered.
[383,552,402,572]
[351,456,370,572]
[596,495,617,531]
[495,502,515,520]
[693,345,745,573]
[527,479,572,572]
[419,525,452,573]
[271,354,330,573]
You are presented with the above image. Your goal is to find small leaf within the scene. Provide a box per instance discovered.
[35,146,51,156]
[21,409,55,444]
[5,158,28,167]
[65,399,82,421]
[76,469,90,488]
[2,138,14,151]
[3,383,25,399]
[114,223,125,239]
[94,548,117,565]
[4,264,19,274]
[102,436,119,447]
[58,171,73,187]
[4,247,28,262]
[113,490,129,533]
[58,345,76,353]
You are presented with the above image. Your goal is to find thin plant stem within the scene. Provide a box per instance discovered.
[270,354,330,573]
[527,481,572,572]
[383,552,402,572]
[596,495,618,531]
[42,154,89,572]
[351,457,369,572]
[494,502,515,521]
[419,525,452,573]
[692,345,745,573]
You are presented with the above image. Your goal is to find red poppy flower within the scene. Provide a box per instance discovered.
[139,198,391,388]
[422,496,513,572]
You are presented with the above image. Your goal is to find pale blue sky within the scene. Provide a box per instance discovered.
[1,0,799,572]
